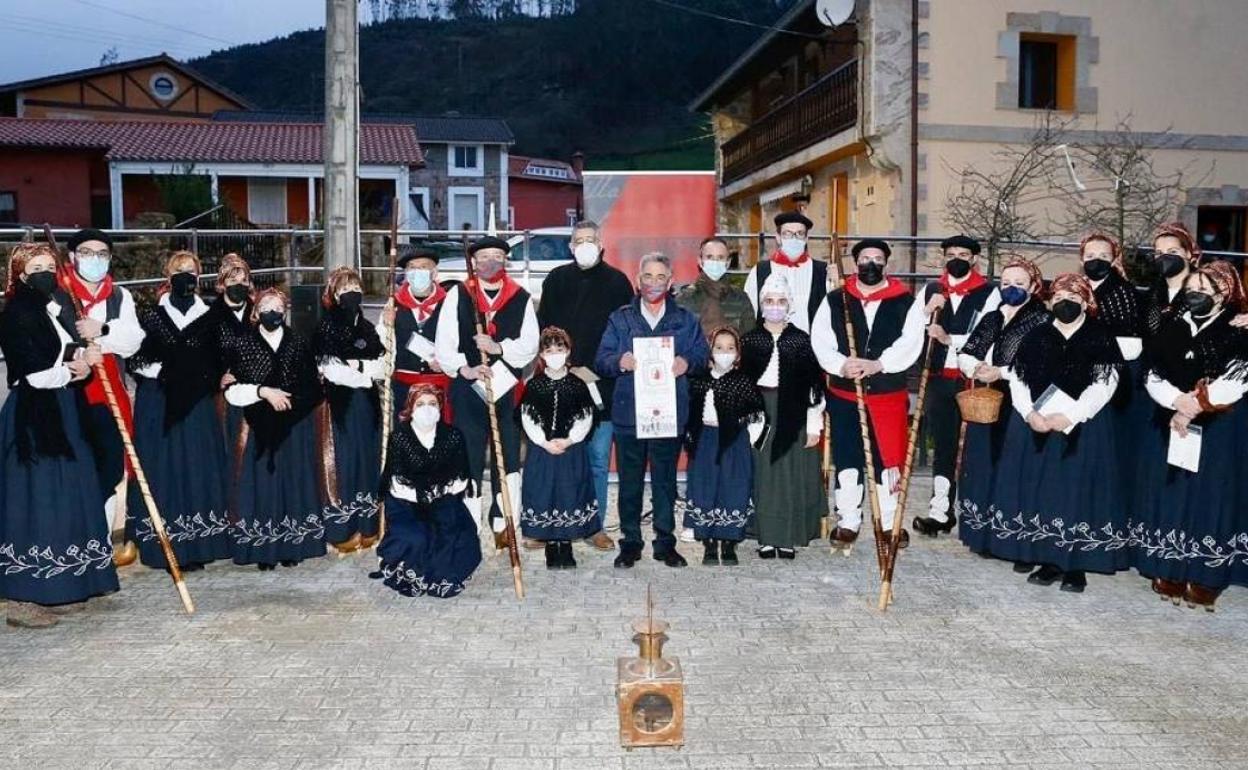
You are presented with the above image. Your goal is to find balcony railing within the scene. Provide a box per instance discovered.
[721,58,859,185]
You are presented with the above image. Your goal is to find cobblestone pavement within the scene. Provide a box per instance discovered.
[2,477,1246,770]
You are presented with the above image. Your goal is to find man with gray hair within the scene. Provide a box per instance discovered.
[594,252,709,568]
[538,219,635,550]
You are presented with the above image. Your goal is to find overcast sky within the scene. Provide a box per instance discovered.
[0,0,326,83]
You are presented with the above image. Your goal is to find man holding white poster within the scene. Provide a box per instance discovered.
[595,253,709,568]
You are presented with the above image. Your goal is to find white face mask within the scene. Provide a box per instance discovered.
[406,268,433,293]
[702,260,728,281]
[412,404,440,430]
[543,352,568,371]
[573,242,600,268]
[779,237,806,259]
[712,352,736,371]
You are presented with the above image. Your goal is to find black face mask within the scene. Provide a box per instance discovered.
[1052,299,1083,324]
[225,284,250,304]
[258,310,284,331]
[336,291,363,314]
[1082,259,1112,282]
[171,271,198,298]
[945,258,971,279]
[857,262,884,285]
[1184,291,1216,318]
[1157,253,1187,278]
[26,271,56,298]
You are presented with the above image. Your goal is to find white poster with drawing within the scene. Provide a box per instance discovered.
[633,336,677,439]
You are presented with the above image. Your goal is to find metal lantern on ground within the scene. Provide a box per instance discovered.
[616,585,684,749]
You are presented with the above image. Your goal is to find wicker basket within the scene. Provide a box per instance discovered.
[956,385,1003,424]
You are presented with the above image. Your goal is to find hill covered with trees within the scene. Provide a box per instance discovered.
[191,0,793,168]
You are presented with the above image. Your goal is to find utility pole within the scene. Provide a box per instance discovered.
[324,0,359,272]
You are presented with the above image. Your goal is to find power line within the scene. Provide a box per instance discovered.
[6,13,203,56]
[638,0,827,41]
[64,0,241,48]
[0,19,201,58]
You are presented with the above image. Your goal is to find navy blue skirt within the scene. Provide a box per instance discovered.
[683,427,754,541]
[126,379,232,569]
[520,442,599,541]
[958,410,1130,573]
[377,493,481,598]
[1129,401,1248,590]
[956,390,1011,553]
[0,388,119,605]
[230,413,327,566]
[323,388,381,544]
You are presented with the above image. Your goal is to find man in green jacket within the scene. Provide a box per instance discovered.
[676,236,756,338]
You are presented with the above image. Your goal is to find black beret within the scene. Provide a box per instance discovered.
[67,228,112,253]
[774,211,814,231]
[940,234,981,255]
[851,238,891,259]
[397,246,439,269]
[468,236,511,256]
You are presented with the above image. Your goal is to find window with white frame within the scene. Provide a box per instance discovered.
[448,144,484,177]
[448,187,484,232]
[247,177,288,225]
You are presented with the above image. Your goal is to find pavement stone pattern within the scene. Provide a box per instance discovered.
[1,476,1247,770]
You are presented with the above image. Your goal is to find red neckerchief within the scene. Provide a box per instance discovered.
[844,275,909,302]
[469,274,522,336]
[57,266,134,473]
[769,249,810,268]
[937,269,988,297]
[395,282,447,324]
[62,268,115,313]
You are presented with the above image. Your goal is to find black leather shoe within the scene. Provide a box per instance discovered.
[1012,562,1036,574]
[560,541,577,569]
[702,540,719,566]
[614,550,640,569]
[279,560,298,568]
[1027,564,1063,586]
[720,541,739,566]
[257,563,276,572]
[1059,571,1086,593]
[545,542,560,570]
[757,546,777,559]
[912,515,955,537]
[777,547,796,560]
[661,550,687,568]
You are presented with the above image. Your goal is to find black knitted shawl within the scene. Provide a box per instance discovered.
[379,422,471,504]
[228,327,323,464]
[685,368,766,459]
[961,298,1052,369]
[739,324,823,461]
[313,306,384,429]
[128,300,220,431]
[519,372,596,440]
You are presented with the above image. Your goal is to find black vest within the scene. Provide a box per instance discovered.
[394,296,446,375]
[56,288,123,344]
[823,288,915,393]
[923,282,995,372]
[454,283,532,376]
[754,259,828,327]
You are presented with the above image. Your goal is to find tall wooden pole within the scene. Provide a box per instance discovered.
[324,0,359,273]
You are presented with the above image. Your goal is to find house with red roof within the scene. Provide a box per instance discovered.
[507,153,583,229]
[0,117,424,228]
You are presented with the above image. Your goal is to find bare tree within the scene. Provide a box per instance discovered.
[99,46,120,66]
[1052,118,1214,277]
[943,112,1075,273]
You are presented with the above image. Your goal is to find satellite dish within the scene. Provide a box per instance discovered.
[816,0,854,27]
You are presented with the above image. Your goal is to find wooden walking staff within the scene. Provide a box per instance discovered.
[464,207,524,600]
[43,225,195,614]
[877,284,943,611]
[375,198,402,544]
[826,235,888,574]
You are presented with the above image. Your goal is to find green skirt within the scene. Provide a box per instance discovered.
[752,389,827,548]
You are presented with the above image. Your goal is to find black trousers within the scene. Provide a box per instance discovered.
[614,432,679,556]
[449,377,521,521]
[83,402,124,501]
[925,376,962,503]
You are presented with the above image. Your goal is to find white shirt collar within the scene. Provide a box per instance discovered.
[1184,308,1224,335]
[159,294,208,326]
[1053,315,1086,339]
[260,325,284,350]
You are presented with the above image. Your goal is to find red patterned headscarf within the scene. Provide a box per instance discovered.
[1079,233,1126,278]
[1153,221,1202,264]
[1050,272,1098,316]
[399,382,445,422]
[1193,260,1246,313]
[1000,257,1046,300]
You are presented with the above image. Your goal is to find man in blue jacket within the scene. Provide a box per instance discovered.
[595,252,710,568]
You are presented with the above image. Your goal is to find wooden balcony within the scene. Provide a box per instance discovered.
[721,59,858,186]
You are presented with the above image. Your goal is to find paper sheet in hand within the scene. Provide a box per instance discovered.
[471,361,518,404]
[405,331,437,361]
[1167,424,1202,472]
[633,336,677,439]
[1033,384,1078,434]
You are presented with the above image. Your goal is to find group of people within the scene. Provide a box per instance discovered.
[1,214,1245,627]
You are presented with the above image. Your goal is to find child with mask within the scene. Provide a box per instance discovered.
[314,267,387,553]
[374,384,480,598]
[518,327,601,569]
[964,273,1127,594]
[223,288,327,570]
[683,326,766,565]
[125,251,232,573]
